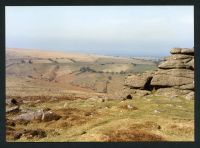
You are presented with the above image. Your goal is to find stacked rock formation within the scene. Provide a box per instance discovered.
[123,48,194,100]
[151,48,194,90]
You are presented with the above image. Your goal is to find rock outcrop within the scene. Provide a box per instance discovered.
[13,109,61,122]
[151,48,194,90]
[124,72,154,90]
[123,48,194,99]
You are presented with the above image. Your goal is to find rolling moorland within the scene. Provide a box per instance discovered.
[6,48,194,142]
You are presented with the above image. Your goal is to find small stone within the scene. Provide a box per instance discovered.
[127,104,133,109]
[154,110,160,113]
[13,132,22,140]
[6,106,20,114]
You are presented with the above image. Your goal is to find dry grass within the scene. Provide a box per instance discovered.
[102,129,165,142]
[5,95,194,142]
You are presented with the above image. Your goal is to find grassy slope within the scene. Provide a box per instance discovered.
[9,95,194,142]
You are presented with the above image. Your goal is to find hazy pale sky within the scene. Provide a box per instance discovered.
[6,6,194,57]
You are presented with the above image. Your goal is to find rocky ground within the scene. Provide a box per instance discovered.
[123,48,194,101]
[6,94,194,142]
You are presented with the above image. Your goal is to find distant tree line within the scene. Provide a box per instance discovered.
[79,66,133,75]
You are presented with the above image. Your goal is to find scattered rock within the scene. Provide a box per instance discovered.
[22,100,41,104]
[23,129,47,139]
[6,98,18,106]
[50,97,58,102]
[6,119,16,127]
[120,104,138,110]
[154,110,160,113]
[13,132,22,140]
[6,106,20,114]
[122,88,151,100]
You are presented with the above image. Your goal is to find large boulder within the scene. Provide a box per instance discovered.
[181,48,194,54]
[153,69,194,79]
[41,111,61,122]
[164,54,193,61]
[158,59,193,69]
[13,109,44,121]
[124,73,153,90]
[151,74,193,87]
[121,88,151,100]
[13,109,60,122]
[170,48,194,55]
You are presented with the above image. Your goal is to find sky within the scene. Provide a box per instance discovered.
[6,6,194,57]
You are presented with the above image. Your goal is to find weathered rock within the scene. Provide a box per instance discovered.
[23,129,47,139]
[158,59,193,69]
[125,73,153,89]
[41,111,61,122]
[6,98,18,106]
[123,47,194,100]
[122,89,151,100]
[164,54,193,61]
[170,48,194,55]
[154,88,191,98]
[153,69,194,79]
[179,83,194,90]
[181,48,194,54]
[151,75,193,87]
[170,48,182,54]
[186,58,194,69]
[6,106,20,114]
[13,109,44,121]
[13,109,61,122]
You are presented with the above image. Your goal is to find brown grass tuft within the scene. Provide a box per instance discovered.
[103,129,165,142]
[129,121,161,130]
